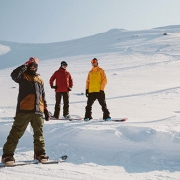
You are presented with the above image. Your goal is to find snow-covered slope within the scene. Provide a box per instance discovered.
[1,25,180,69]
[0,25,180,179]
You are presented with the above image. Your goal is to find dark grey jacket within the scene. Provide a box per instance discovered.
[11,65,47,115]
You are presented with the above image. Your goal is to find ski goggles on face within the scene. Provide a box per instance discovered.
[29,66,37,71]
[29,61,38,68]
[91,59,98,64]
[62,63,68,66]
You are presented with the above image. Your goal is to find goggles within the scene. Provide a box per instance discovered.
[91,59,98,64]
[62,63,68,66]
[29,61,38,68]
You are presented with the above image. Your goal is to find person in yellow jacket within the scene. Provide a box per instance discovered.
[84,58,111,121]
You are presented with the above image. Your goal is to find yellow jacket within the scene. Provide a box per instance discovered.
[86,66,107,93]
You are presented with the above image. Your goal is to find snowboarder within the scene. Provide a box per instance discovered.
[84,58,111,121]
[49,61,73,119]
[1,57,50,165]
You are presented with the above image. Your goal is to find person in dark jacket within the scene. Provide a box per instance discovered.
[1,57,50,165]
[49,61,73,119]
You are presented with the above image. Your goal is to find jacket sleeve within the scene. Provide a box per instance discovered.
[69,73,73,88]
[49,72,56,86]
[42,84,47,107]
[86,72,90,90]
[100,69,107,91]
[11,65,27,83]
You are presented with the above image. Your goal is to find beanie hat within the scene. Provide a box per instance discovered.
[61,61,68,67]
[29,57,38,64]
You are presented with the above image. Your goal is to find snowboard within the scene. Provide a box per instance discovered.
[84,118,128,122]
[0,155,68,168]
[99,118,128,122]
[47,111,83,121]
[45,111,127,122]
[50,116,83,121]
[50,117,127,122]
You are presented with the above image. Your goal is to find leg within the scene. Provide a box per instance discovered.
[30,114,45,156]
[97,92,110,119]
[3,113,31,156]
[53,92,62,118]
[63,92,69,116]
[84,93,96,119]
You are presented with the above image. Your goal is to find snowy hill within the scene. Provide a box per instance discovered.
[0,25,180,179]
[1,25,180,69]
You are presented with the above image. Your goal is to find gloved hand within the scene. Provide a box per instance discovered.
[44,107,50,121]
[86,89,89,97]
[100,90,105,95]
[68,87,72,91]
[24,58,35,66]
[51,86,58,89]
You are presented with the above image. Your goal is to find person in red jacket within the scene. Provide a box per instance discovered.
[49,61,73,119]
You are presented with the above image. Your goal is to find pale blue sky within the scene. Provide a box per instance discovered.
[0,0,180,43]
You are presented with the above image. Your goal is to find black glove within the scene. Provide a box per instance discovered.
[100,90,105,95]
[51,85,58,89]
[86,89,89,97]
[68,87,72,91]
[44,108,50,121]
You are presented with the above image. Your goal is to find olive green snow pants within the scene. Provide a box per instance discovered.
[3,113,45,156]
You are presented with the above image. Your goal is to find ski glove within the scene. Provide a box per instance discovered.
[68,87,72,91]
[44,107,50,121]
[51,86,58,89]
[86,89,89,97]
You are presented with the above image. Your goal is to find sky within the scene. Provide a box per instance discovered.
[0,0,180,43]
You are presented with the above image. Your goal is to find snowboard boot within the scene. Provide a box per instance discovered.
[1,154,15,165]
[84,117,93,122]
[34,153,49,163]
[105,117,111,121]
[64,114,71,119]
[84,118,89,121]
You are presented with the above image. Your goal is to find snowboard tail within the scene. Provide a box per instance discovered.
[110,118,127,122]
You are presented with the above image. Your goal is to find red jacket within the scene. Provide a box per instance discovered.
[49,68,73,92]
